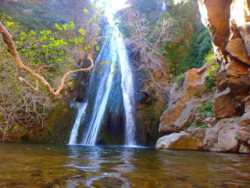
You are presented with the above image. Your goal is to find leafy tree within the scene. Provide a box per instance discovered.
[0,1,102,140]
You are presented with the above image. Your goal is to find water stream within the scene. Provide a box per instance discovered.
[69,2,136,146]
[81,28,117,145]
[68,102,88,145]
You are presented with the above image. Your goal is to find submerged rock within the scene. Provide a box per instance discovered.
[156,127,205,150]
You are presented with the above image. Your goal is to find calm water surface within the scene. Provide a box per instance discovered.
[0,143,249,187]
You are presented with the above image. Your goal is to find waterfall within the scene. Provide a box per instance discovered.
[69,0,137,146]
[116,27,136,146]
[68,102,87,145]
[81,30,117,145]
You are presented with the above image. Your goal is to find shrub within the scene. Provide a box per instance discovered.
[195,100,214,117]
[187,121,207,129]
[204,65,220,92]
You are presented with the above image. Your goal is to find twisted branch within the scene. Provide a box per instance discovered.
[0,22,94,96]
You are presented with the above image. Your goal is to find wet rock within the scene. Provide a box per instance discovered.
[213,88,236,119]
[156,127,205,150]
[203,117,240,152]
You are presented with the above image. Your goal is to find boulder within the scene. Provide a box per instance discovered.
[203,117,240,152]
[239,100,250,151]
[239,144,250,153]
[226,60,250,96]
[204,117,217,128]
[213,88,236,119]
[216,70,228,92]
[156,127,205,150]
[226,39,250,65]
[240,111,250,143]
[159,66,211,132]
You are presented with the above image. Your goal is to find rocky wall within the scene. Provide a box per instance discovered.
[156,0,250,153]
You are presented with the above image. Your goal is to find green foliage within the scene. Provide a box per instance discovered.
[204,51,216,65]
[234,131,242,141]
[0,1,102,140]
[204,65,220,92]
[175,73,185,84]
[84,8,90,14]
[195,100,214,117]
[187,121,207,129]
[194,93,202,98]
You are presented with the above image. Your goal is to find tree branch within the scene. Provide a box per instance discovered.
[0,22,93,96]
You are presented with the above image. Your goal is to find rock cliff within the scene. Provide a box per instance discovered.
[157,0,250,153]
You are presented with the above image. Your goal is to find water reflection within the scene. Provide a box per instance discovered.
[0,143,249,188]
[67,145,102,173]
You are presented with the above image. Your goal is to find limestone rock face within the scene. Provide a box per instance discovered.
[156,127,205,150]
[203,117,240,152]
[196,0,250,153]
[213,88,236,119]
[239,100,250,152]
[198,0,250,98]
[159,66,211,132]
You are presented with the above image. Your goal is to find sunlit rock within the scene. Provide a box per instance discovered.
[156,127,205,150]
[203,117,240,152]
[159,66,211,132]
[213,88,236,119]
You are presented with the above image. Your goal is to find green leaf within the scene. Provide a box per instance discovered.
[84,8,90,13]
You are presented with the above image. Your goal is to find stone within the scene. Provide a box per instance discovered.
[203,117,240,152]
[230,0,250,57]
[156,127,205,150]
[159,67,211,132]
[226,60,250,96]
[213,88,236,119]
[216,70,228,92]
[239,144,250,153]
[240,111,250,143]
[204,117,216,128]
[195,113,204,124]
[226,38,250,65]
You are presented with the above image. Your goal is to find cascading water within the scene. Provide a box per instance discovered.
[68,102,88,145]
[68,0,136,146]
[81,30,117,145]
[116,27,136,146]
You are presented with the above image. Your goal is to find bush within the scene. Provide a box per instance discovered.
[195,100,214,117]
[204,65,220,92]
[187,121,207,129]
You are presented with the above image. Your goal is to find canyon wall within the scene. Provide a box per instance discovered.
[157,0,250,153]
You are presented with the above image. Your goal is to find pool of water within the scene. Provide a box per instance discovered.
[0,143,249,187]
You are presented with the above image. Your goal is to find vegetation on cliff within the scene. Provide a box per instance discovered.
[0,0,103,140]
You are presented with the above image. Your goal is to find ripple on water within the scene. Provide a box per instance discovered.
[0,143,249,188]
